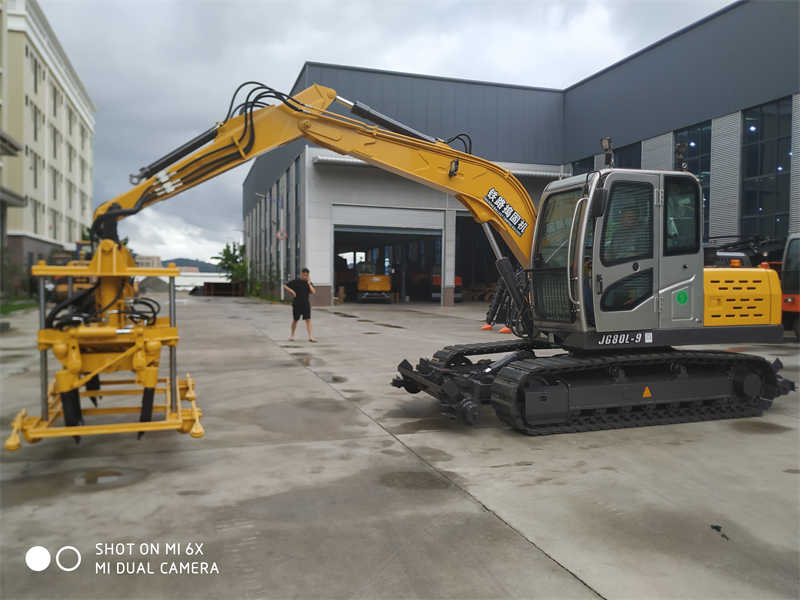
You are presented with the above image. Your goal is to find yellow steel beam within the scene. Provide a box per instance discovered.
[4,376,203,451]
[32,264,179,277]
[78,388,168,398]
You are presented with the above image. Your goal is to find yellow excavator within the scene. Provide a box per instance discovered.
[6,82,794,450]
[356,262,392,302]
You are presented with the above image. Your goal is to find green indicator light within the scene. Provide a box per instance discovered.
[676,290,688,305]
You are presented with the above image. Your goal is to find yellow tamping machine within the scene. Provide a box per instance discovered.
[5,239,203,450]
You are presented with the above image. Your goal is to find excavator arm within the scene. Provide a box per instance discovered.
[92,83,537,265]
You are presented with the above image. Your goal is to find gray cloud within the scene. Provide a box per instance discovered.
[40,0,733,261]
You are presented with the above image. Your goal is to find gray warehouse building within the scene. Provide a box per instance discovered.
[243,0,799,306]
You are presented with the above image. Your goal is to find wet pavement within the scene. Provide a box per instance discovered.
[1,295,797,599]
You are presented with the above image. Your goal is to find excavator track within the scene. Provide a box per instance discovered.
[394,343,794,434]
[491,350,789,435]
[393,339,550,424]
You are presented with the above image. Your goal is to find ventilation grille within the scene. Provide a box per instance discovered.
[533,268,572,322]
[704,273,772,325]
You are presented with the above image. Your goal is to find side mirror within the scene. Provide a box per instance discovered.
[589,187,606,218]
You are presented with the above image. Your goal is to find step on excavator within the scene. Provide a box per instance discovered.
[6,81,794,450]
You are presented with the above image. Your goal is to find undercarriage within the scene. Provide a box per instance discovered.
[392,340,795,435]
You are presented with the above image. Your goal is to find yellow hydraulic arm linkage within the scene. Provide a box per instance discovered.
[93,83,536,264]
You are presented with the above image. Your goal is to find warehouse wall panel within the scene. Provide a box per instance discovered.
[709,112,741,238]
[791,94,800,234]
[641,133,674,171]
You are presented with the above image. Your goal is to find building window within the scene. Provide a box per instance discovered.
[68,181,74,209]
[572,156,594,176]
[51,125,59,159]
[741,96,792,241]
[32,104,40,141]
[68,107,74,135]
[32,56,39,93]
[50,209,59,240]
[80,125,86,151]
[81,192,88,215]
[31,152,39,189]
[32,201,39,234]
[613,142,641,169]
[51,83,58,117]
[68,145,74,172]
[674,120,711,240]
[51,167,59,201]
[80,158,86,184]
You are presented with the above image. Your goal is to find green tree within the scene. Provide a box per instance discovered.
[213,242,248,285]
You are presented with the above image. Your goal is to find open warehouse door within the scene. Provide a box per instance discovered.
[334,226,442,304]
[455,215,522,303]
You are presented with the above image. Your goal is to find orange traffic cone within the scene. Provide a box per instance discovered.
[498,326,512,334]
[480,323,493,331]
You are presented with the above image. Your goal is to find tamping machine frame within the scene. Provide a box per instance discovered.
[5,251,203,451]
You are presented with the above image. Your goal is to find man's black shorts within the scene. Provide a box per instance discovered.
[293,303,311,321]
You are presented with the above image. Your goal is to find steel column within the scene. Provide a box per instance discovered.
[38,278,48,420]
[169,277,177,412]
[482,222,503,261]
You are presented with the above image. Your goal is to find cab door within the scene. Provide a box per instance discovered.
[592,172,660,334]
[658,174,703,329]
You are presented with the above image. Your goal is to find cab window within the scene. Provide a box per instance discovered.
[601,269,653,311]
[600,181,653,266]
[533,188,583,269]
[664,176,700,256]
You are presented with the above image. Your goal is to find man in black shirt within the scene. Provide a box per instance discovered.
[283,268,317,342]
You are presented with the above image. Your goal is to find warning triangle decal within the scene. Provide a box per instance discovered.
[642,386,652,398]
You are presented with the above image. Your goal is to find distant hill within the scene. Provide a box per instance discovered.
[163,258,220,273]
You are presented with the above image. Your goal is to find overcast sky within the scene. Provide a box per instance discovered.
[40,0,733,262]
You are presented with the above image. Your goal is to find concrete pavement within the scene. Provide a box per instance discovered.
[1,295,797,599]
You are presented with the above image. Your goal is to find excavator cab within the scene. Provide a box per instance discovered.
[532,169,774,350]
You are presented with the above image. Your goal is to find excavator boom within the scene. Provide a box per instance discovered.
[92,84,537,265]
